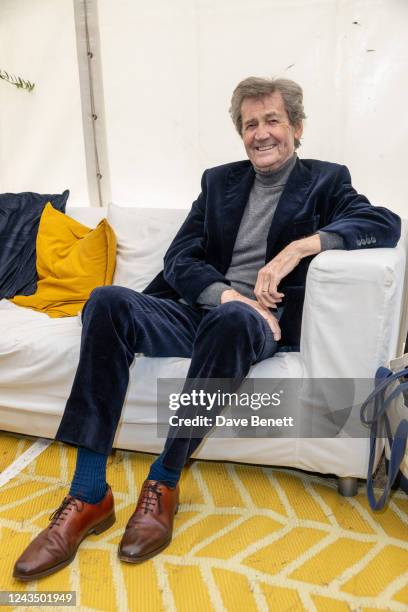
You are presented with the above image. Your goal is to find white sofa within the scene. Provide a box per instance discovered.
[0,204,407,494]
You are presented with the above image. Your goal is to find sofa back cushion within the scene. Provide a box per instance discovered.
[108,205,188,291]
[66,206,108,227]
[0,190,69,298]
[11,204,116,317]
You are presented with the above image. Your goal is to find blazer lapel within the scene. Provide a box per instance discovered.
[221,162,255,270]
[266,158,313,259]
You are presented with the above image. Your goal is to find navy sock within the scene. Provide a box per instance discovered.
[69,447,108,504]
[147,455,181,489]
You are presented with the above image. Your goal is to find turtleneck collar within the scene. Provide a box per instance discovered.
[254,153,297,187]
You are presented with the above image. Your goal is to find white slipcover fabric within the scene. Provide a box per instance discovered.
[0,205,406,479]
[108,204,187,291]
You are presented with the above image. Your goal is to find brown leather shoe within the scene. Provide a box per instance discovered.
[13,487,115,581]
[119,479,179,563]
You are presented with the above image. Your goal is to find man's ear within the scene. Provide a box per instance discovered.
[294,122,303,141]
[295,122,303,140]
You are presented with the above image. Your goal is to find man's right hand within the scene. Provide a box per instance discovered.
[220,289,281,341]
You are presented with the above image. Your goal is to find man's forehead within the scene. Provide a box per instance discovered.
[241,92,287,120]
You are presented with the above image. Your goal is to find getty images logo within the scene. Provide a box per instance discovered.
[168,389,284,411]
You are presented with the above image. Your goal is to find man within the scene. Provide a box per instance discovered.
[13,77,400,579]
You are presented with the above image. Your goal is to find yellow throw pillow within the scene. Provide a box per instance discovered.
[11,203,116,317]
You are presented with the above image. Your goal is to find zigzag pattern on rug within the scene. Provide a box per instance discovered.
[0,433,407,611]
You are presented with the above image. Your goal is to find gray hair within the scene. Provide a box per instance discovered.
[229,76,306,148]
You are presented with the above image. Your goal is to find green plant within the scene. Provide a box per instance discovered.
[0,69,35,92]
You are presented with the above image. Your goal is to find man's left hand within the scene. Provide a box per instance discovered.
[254,234,321,309]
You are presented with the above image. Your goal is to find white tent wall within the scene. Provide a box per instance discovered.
[97,0,201,209]
[0,0,89,204]
[97,0,408,214]
[0,0,407,215]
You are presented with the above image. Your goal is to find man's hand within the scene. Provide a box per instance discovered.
[255,234,321,309]
[221,289,281,341]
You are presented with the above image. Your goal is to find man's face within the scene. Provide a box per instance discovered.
[241,91,303,172]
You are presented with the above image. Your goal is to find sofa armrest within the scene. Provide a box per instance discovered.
[300,245,407,377]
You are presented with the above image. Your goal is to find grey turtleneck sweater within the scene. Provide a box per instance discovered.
[197,154,344,307]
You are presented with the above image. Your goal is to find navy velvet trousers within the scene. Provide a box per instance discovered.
[55,286,279,470]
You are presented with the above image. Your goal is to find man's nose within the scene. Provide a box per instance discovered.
[254,123,270,140]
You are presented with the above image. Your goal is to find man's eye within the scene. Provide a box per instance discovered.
[268,119,278,124]
[246,124,256,129]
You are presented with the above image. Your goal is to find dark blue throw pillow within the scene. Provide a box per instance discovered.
[0,190,69,298]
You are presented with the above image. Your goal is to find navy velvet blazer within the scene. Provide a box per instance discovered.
[144,158,401,348]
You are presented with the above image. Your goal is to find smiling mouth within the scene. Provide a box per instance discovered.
[255,144,277,151]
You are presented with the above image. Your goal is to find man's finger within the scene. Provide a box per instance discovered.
[269,289,285,300]
[266,316,281,341]
[254,290,284,308]
[256,292,278,309]
[257,293,281,308]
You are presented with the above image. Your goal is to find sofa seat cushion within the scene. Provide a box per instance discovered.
[0,299,301,424]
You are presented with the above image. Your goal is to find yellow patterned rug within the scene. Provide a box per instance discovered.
[0,432,407,612]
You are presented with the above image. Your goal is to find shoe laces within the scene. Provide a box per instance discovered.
[49,496,83,528]
[139,482,163,515]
